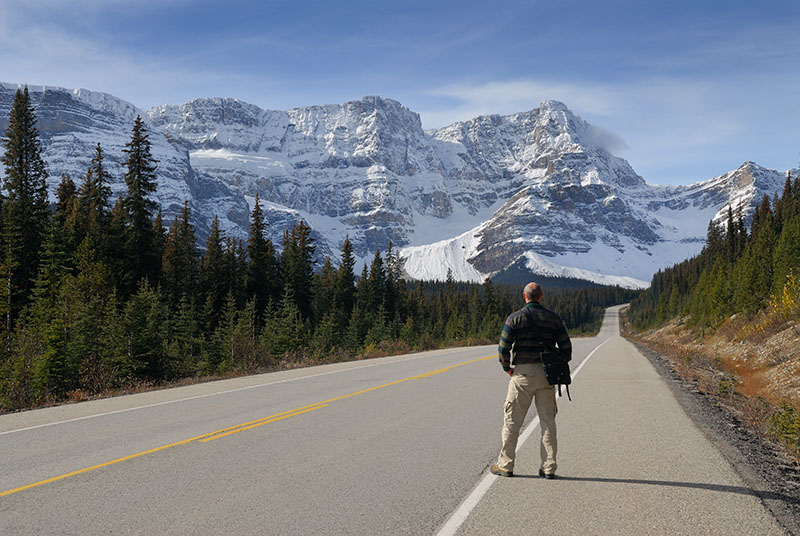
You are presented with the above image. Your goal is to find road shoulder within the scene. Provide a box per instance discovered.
[628,338,800,535]
[453,333,785,535]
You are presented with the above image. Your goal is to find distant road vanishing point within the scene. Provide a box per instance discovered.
[0,306,784,534]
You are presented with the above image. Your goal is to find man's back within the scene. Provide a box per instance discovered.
[499,302,572,368]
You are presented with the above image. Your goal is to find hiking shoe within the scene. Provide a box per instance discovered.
[491,464,513,477]
[539,468,556,479]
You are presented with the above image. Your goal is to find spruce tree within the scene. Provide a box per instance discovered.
[121,115,159,293]
[0,87,49,333]
[281,220,316,321]
[367,249,386,312]
[314,256,336,321]
[223,237,248,305]
[245,193,277,318]
[384,241,403,323]
[55,174,77,233]
[161,202,197,309]
[199,215,226,330]
[124,280,168,381]
[107,194,128,290]
[334,236,356,318]
[60,237,115,393]
[271,283,305,356]
[78,143,111,250]
[772,214,800,294]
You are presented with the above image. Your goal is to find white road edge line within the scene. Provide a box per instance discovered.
[0,347,483,436]
[435,336,614,536]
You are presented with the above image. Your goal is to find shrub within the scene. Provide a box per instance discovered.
[768,401,800,455]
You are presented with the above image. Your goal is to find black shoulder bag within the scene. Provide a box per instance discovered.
[524,309,572,400]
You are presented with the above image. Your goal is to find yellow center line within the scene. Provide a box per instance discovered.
[200,405,329,442]
[1,433,206,498]
[1,354,495,498]
[198,402,329,440]
[411,355,493,379]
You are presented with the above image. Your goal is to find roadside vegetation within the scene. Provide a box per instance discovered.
[626,173,800,458]
[0,88,637,413]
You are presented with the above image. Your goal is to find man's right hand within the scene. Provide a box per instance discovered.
[506,368,514,377]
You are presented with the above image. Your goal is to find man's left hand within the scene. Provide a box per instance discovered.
[506,368,514,377]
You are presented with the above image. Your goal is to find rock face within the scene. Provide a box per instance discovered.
[0,83,790,287]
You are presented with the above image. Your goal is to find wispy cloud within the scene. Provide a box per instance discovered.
[2,1,798,185]
[417,80,625,127]
[0,1,248,108]
[416,75,798,184]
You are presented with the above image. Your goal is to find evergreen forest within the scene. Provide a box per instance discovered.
[0,88,636,412]
[628,173,800,330]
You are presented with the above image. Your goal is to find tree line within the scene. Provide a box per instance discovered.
[628,173,800,330]
[0,87,635,412]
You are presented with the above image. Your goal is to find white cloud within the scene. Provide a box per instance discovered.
[585,125,628,154]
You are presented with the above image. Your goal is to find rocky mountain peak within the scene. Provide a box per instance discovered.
[0,81,789,288]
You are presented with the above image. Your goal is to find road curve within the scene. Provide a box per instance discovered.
[0,306,784,534]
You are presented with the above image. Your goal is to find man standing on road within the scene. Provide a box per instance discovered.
[491,282,572,479]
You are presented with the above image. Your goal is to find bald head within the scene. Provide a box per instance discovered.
[523,282,543,303]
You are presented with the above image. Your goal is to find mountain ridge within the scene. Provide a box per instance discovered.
[0,82,790,288]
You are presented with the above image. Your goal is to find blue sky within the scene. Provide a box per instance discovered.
[1,0,799,185]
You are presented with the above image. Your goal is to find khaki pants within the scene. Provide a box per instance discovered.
[496,362,558,474]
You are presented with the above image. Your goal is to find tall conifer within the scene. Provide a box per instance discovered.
[161,202,197,309]
[0,87,49,333]
[245,193,277,318]
[199,215,226,330]
[281,221,315,320]
[121,115,159,292]
[334,236,356,317]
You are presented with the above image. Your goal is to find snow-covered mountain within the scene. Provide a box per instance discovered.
[0,82,790,288]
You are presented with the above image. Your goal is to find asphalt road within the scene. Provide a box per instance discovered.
[0,306,784,534]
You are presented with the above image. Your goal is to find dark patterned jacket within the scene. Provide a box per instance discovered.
[498,301,572,370]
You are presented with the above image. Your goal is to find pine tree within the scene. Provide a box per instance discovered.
[124,280,168,381]
[167,294,201,378]
[161,202,197,309]
[107,195,128,291]
[245,193,278,318]
[152,209,166,267]
[223,237,248,305]
[270,283,305,356]
[209,291,237,373]
[725,206,737,265]
[314,255,336,321]
[281,220,316,321]
[59,237,115,394]
[732,208,777,315]
[121,115,159,293]
[772,214,800,294]
[384,241,404,323]
[367,249,386,313]
[55,173,77,248]
[30,217,71,307]
[68,143,113,266]
[199,215,227,331]
[334,236,356,318]
[0,87,49,333]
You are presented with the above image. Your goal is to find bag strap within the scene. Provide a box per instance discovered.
[525,307,571,401]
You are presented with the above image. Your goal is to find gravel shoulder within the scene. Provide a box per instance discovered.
[627,337,800,535]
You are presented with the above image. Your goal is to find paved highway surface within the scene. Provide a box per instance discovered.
[0,306,784,534]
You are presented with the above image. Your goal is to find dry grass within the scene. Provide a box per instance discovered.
[625,296,800,458]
